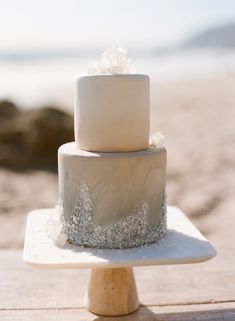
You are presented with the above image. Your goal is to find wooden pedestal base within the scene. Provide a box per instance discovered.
[86,267,139,316]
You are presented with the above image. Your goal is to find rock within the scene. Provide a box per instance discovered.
[23,107,74,167]
[0,103,74,169]
[0,100,19,118]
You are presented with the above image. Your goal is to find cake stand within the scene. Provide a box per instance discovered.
[23,206,216,316]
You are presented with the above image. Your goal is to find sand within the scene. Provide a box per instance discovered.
[0,75,234,250]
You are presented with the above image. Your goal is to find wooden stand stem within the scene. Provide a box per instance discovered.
[86,267,139,316]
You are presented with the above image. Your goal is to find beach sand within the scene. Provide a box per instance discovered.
[0,75,234,250]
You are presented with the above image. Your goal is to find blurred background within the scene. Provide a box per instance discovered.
[0,0,234,250]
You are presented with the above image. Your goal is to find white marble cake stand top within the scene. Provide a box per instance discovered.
[23,206,216,269]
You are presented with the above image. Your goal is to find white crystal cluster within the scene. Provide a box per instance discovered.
[150,132,165,147]
[87,45,136,74]
[46,204,68,246]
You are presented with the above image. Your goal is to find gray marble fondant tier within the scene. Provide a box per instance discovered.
[58,142,167,249]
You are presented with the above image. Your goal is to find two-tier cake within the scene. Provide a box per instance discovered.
[55,48,167,249]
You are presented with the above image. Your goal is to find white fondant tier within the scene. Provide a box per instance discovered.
[58,142,167,249]
[74,74,150,152]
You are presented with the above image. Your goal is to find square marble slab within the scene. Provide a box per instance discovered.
[23,206,216,269]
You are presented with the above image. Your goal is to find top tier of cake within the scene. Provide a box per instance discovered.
[74,74,150,152]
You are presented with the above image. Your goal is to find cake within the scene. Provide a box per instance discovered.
[53,47,167,249]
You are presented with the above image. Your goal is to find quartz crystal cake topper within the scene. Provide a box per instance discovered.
[87,45,136,74]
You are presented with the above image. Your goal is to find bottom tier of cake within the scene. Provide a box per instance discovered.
[58,142,167,249]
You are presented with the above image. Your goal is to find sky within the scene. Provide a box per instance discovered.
[0,0,235,52]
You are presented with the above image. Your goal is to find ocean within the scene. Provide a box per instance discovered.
[0,49,235,109]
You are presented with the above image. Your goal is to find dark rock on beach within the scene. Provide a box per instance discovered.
[0,100,74,170]
[0,100,19,118]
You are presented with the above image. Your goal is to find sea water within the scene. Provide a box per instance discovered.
[0,49,234,109]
